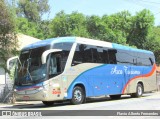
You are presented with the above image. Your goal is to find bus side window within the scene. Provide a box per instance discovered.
[137,53,154,66]
[116,50,136,65]
[133,58,137,65]
[72,44,83,66]
[149,57,154,65]
[95,47,104,63]
[49,53,58,78]
[137,57,143,66]
[108,49,117,64]
[91,48,98,63]
[84,48,92,63]
[102,50,109,64]
[49,53,64,78]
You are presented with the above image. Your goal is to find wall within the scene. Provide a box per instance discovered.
[0,59,5,84]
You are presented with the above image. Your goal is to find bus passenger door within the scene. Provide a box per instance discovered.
[47,53,62,100]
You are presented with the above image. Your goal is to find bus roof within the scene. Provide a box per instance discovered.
[22,36,153,54]
[22,37,76,50]
[112,43,153,54]
[76,37,153,54]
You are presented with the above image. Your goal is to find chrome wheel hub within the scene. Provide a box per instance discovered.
[74,90,82,102]
[138,86,142,95]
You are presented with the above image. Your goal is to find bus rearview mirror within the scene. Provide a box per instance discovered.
[7,56,19,71]
[41,49,62,64]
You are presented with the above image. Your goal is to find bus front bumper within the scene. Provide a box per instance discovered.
[14,88,50,101]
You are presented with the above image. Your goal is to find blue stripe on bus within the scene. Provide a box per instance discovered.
[66,64,153,99]
[112,43,153,54]
[22,37,76,50]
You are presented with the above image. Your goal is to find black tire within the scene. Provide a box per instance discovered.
[42,101,54,106]
[110,94,121,100]
[131,83,143,98]
[71,86,85,105]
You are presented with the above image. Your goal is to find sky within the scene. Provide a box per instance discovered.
[47,0,160,26]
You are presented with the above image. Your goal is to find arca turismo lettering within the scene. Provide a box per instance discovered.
[111,66,140,75]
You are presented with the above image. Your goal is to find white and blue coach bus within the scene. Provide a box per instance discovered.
[7,37,157,106]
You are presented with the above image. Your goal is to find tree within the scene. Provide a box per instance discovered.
[102,11,131,41]
[85,12,129,44]
[15,7,159,63]
[16,17,37,37]
[15,0,51,39]
[67,12,89,37]
[145,26,160,64]
[0,0,18,103]
[127,9,154,49]
[49,11,68,37]
[86,15,106,39]
[16,17,52,39]
[0,0,18,71]
[101,12,131,44]
[50,11,88,37]
[16,0,50,22]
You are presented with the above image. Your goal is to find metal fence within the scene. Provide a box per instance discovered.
[0,84,6,102]
[0,84,14,103]
[0,74,14,103]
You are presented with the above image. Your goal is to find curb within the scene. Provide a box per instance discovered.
[0,104,13,108]
[0,101,41,108]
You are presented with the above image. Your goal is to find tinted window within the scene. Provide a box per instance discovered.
[72,44,112,65]
[49,50,70,78]
[49,53,60,78]
[72,44,84,64]
[102,49,109,63]
[137,53,153,66]
[83,45,93,62]
[61,51,70,71]
[116,50,135,65]
[48,42,73,76]
[73,43,155,66]
[73,44,93,63]
[53,42,73,51]
[108,49,117,64]
[54,42,73,69]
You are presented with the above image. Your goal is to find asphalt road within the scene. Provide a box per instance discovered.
[0,92,160,118]
[1,92,160,110]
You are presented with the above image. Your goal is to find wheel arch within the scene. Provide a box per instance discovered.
[70,83,86,104]
[74,83,86,96]
[66,82,87,99]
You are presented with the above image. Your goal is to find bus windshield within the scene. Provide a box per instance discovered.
[14,42,73,86]
[15,47,48,86]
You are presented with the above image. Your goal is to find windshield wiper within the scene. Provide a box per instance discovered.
[26,58,33,81]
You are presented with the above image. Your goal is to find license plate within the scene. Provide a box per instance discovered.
[23,96,30,100]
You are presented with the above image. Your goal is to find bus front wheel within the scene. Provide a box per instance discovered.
[131,83,143,98]
[71,86,85,105]
[42,101,54,106]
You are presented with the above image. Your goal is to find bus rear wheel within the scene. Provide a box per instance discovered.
[71,86,85,105]
[42,101,54,106]
[131,83,143,98]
